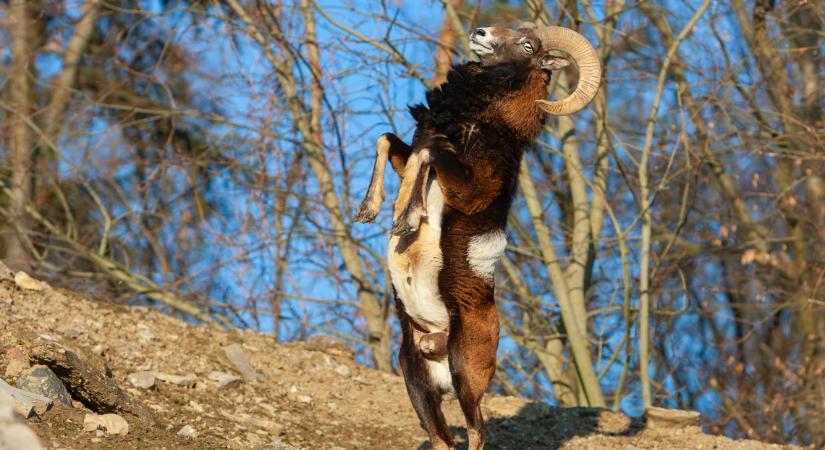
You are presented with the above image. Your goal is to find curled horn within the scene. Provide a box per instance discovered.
[533,26,602,116]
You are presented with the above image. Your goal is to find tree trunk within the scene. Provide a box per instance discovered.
[431,0,463,87]
[4,0,35,268]
[300,0,393,370]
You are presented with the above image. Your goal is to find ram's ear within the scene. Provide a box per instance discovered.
[540,53,571,71]
[517,21,537,31]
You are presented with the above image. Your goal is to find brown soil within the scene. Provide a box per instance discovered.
[0,274,797,450]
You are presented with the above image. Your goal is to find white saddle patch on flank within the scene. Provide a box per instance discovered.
[467,229,507,282]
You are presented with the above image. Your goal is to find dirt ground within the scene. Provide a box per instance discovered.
[0,268,798,449]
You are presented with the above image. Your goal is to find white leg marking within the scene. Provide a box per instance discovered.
[467,229,507,282]
[426,358,454,396]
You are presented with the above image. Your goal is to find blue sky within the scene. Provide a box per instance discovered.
[21,1,808,439]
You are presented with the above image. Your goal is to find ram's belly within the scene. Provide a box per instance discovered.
[387,179,447,333]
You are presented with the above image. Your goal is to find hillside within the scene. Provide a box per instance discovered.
[0,263,794,450]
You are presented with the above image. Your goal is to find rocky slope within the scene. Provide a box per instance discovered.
[0,263,795,449]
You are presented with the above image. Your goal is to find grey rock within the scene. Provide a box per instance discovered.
[16,366,72,406]
[0,378,53,418]
[0,402,45,450]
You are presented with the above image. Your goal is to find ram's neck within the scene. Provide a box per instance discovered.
[486,70,549,142]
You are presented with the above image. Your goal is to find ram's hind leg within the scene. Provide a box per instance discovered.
[354,133,412,223]
[449,301,499,450]
[398,308,454,450]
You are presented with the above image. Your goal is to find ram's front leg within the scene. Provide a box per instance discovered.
[391,155,431,236]
[354,133,412,223]
[425,147,503,216]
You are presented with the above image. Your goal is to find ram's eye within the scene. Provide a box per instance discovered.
[522,41,534,54]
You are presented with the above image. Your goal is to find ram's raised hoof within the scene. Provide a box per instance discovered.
[392,206,426,236]
[353,201,379,224]
[390,220,417,236]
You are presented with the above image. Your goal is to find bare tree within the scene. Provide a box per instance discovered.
[1,1,821,444]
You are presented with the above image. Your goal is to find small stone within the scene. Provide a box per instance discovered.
[223,344,263,382]
[58,326,82,340]
[177,424,198,438]
[208,371,241,388]
[296,395,312,404]
[333,364,351,378]
[152,372,197,388]
[16,366,72,406]
[3,348,30,379]
[644,406,701,429]
[83,413,129,436]
[128,372,155,389]
[14,272,44,291]
[136,324,155,341]
[186,400,205,414]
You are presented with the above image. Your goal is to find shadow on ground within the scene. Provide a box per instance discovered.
[418,404,644,450]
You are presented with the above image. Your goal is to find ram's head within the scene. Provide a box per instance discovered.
[469,24,602,115]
